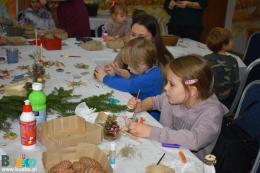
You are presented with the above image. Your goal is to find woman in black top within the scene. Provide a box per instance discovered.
[164,0,207,41]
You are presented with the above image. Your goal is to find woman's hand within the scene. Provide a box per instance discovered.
[176,1,191,8]
[125,118,151,138]
[39,0,47,5]
[169,0,176,9]
[94,66,106,81]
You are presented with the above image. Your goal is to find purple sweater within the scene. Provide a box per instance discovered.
[149,93,228,160]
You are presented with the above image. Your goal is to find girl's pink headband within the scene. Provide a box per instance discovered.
[184,79,198,85]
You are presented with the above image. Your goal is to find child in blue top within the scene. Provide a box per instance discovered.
[94,37,164,120]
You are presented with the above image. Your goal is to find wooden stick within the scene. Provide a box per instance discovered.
[35,30,37,47]
[40,43,43,58]
[132,89,141,120]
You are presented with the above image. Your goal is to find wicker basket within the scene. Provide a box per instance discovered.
[161,35,179,46]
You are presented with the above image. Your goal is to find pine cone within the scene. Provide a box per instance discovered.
[104,115,120,136]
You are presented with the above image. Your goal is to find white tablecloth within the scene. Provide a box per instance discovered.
[76,38,246,79]
[0,39,204,173]
[167,38,246,77]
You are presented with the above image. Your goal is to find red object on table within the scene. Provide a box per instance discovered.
[178,150,187,163]
[30,36,62,50]
[42,36,62,50]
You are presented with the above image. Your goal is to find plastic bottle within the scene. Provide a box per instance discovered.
[20,100,36,150]
[203,154,216,173]
[28,82,47,123]
[109,142,116,169]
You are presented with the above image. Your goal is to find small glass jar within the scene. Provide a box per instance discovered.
[203,154,216,173]
[6,48,19,64]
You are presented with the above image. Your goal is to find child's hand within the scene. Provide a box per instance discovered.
[104,64,115,76]
[123,35,130,42]
[94,66,106,81]
[127,97,142,113]
[111,63,131,79]
[124,118,151,138]
[169,0,176,9]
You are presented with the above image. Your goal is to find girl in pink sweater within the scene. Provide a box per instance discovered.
[126,55,228,160]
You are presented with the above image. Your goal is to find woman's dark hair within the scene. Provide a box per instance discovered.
[131,14,174,67]
[131,9,146,22]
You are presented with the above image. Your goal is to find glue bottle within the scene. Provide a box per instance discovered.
[109,142,116,169]
[29,82,47,123]
[20,100,36,150]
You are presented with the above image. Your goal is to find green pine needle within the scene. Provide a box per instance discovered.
[0,88,127,131]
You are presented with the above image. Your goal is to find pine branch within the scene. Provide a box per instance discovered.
[46,87,81,116]
[0,88,127,131]
[81,92,127,113]
[0,96,25,132]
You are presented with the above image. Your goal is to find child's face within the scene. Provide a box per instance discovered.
[130,24,153,40]
[113,12,127,24]
[164,70,187,105]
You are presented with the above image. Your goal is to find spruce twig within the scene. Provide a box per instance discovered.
[0,88,127,131]
[81,92,127,113]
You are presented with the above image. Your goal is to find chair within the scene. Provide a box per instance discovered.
[252,151,260,173]
[94,24,104,37]
[234,80,260,173]
[212,80,260,173]
[229,58,260,113]
[243,32,260,66]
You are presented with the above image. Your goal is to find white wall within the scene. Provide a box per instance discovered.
[225,0,236,30]
[225,0,248,55]
[225,0,260,55]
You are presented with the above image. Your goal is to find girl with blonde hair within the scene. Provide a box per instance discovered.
[94,37,164,120]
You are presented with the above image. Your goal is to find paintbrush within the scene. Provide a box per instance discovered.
[156,153,165,165]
